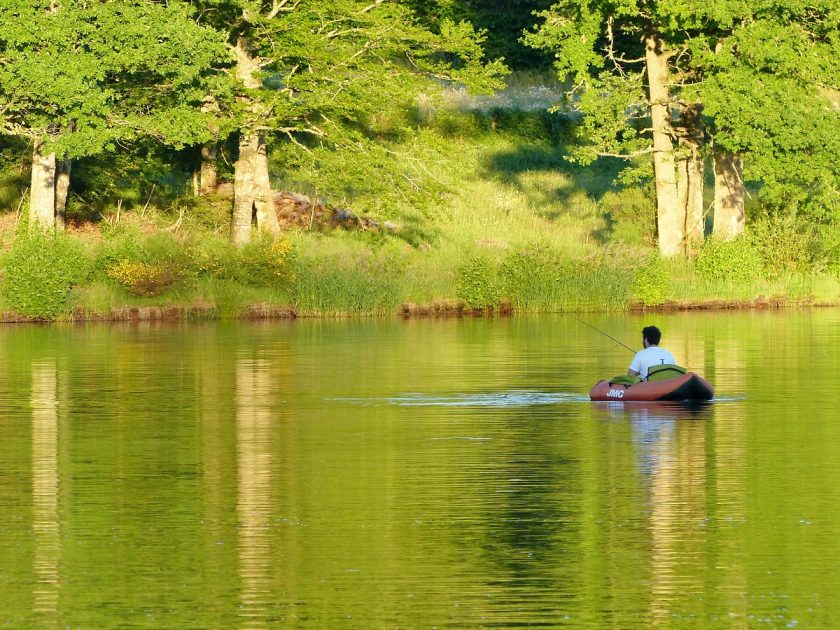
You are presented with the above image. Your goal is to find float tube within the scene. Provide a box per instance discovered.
[589,372,714,402]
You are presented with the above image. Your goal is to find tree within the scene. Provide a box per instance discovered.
[527,0,840,255]
[526,2,691,256]
[402,0,555,71]
[0,0,226,229]
[693,7,840,232]
[188,0,506,245]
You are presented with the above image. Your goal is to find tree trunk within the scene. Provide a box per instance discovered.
[676,107,705,250]
[644,32,683,258]
[231,37,280,244]
[54,158,71,231]
[232,133,258,246]
[252,135,280,234]
[199,142,218,195]
[713,152,745,240]
[30,140,57,229]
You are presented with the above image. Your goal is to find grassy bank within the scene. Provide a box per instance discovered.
[1,87,839,321]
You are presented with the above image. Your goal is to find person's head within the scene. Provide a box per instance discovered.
[642,325,662,348]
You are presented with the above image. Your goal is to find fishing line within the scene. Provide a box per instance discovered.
[569,314,636,354]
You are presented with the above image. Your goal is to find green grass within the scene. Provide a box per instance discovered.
[0,80,836,319]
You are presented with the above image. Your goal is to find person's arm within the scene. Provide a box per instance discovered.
[628,352,642,377]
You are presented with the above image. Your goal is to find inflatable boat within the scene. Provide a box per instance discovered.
[589,372,714,402]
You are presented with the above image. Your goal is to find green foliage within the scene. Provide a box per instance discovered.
[0,0,227,160]
[107,260,179,297]
[404,0,553,71]
[291,244,403,315]
[2,232,92,318]
[93,228,147,273]
[631,255,670,306]
[499,244,633,312]
[600,188,657,246]
[564,255,632,311]
[749,214,825,277]
[271,131,449,223]
[94,230,192,296]
[500,241,570,310]
[526,0,840,216]
[695,236,763,282]
[190,234,295,289]
[233,236,296,288]
[68,144,193,219]
[457,253,502,309]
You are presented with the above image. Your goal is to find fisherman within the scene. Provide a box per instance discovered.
[628,325,675,380]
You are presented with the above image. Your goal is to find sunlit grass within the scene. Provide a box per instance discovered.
[1,75,834,318]
[666,262,840,304]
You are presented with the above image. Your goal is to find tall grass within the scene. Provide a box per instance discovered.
[1,73,835,319]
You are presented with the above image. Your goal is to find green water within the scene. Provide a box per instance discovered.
[1,311,838,628]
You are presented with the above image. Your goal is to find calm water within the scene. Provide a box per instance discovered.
[0,311,839,628]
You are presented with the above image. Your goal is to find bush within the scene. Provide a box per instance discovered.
[189,234,295,288]
[695,236,763,282]
[457,253,502,309]
[500,241,571,310]
[631,254,670,306]
[107,260,178,297]
[96,231,194,296]
[3,232,92,318]
[291,246,402,314]
[749,214,824,276]
[235,235,295,287]
[600,188,657,246]
[92,227,147,274]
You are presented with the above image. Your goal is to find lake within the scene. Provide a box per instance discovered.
[1,311,838,628]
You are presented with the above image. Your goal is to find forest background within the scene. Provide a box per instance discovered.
[0,0,838,320]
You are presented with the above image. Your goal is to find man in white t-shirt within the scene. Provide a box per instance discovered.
[628,325,675,380]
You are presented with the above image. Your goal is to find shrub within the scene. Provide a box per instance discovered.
[631,254,670,306]
[187,234,295,288]
[749,214,824,276]
[96,231,194,296]
[235,235,295,287]
[291,246,402,314]
[695,236,763,282]
[600,188,657,246]
[500,241,571,310]
[107,260,178,297]
[93,227,148,274]
[457,253,502,309]
[3,232,92,318]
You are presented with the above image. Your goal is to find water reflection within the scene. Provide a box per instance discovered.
[31,360,60,620]
[594,402,713,623]
[1,314,839,627]
[236,357,276,628]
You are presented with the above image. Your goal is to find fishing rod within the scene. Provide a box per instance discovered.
[569,314,636,354]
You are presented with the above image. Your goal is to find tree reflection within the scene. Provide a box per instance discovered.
[236,357,275,628]
[31,360,60,620]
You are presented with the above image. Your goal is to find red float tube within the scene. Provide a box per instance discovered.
[589,372,714,402]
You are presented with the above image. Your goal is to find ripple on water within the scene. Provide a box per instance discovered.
[330,391,590,408]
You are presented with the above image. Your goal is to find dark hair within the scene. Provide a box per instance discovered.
[642,325,662,345]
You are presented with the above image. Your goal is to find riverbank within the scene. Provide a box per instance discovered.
[2,101,839,322]
[1,293,836,324]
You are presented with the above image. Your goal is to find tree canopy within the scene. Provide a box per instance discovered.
[0,0,226,157]
[527,0,840,253]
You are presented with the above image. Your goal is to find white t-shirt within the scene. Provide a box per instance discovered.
[629,346,676,378]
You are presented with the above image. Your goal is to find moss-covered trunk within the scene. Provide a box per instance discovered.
[677,106,705,250]
[30,140,57,229]
[713,151,745,240]
[231,37,280,246]
[644,32,683,258]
